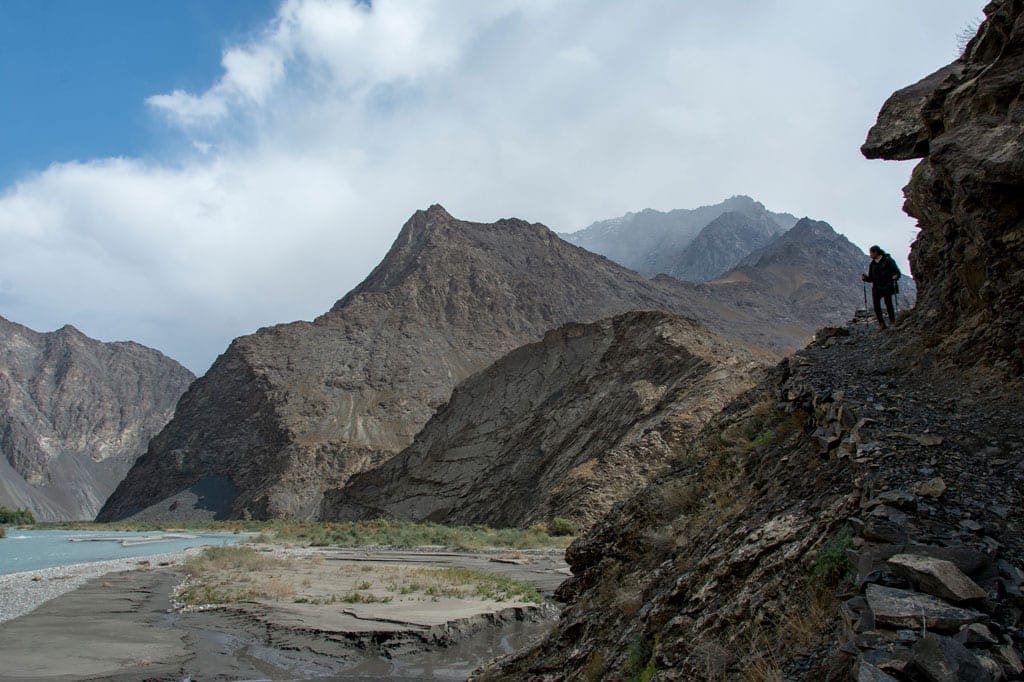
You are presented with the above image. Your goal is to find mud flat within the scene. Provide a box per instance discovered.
[0,546,569,680]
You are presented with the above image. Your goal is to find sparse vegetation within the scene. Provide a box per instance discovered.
[174,544,543,608]
[547,517,576,536]
[35,518,571,550]
[624,635,656,682]
[957,16,983,56]
[0,505,35,525]
[176,545,296,605]
[808,526,854,590]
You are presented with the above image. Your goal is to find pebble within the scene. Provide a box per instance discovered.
[0,549,195,624]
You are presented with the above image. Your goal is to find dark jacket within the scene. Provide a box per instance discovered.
[866,254,901,294]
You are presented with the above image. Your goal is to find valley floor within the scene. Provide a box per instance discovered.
[0,545,567,681]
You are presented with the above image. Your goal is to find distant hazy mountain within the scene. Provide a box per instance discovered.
[562,195,797,278]
[0,317,194,520]
[667,210,786,281]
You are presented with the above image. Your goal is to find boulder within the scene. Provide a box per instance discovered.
[865,584,986,632]
[911,634,994,682]
[992,644,1023,677]
[887,553,988,603]
[915,477,948,498]
[955,623,999,646]
[858,660,899,682]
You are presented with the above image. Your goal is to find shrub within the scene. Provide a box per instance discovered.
[809,526,854,590]
[624,635,656,682]
[0,506,34,524]
[548,517,576,536]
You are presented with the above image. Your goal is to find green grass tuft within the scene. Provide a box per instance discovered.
[809,526,854,589]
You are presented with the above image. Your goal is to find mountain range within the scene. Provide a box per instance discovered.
[0,317,193,520]
[481,4,1024,678]
[562,195,797,280]
[98,203,876,524]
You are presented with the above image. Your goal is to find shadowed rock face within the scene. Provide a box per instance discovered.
[862,0,1024,376]
[98,206,717,522]
[324,311,768,529]
[0,317,194,520]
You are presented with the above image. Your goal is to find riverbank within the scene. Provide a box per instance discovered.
[0,545,569,679]
[0,548,198,623]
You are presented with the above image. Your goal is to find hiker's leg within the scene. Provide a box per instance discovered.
[884,294,895,323]
[872,289,886,328]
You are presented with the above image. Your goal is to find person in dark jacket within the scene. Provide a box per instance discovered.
[861,245,901,329]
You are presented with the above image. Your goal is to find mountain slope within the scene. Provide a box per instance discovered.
[324,311,768,529]
[97,206,710,522]
[480,4,1023,679]
[655,217,885,352]
[563,195,797,278]
[100,206,881,523]
[667,210,786,281]
[0,317,194,520]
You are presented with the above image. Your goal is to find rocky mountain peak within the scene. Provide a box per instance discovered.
[99,208,701,522]
[719,194,767,214]
[0,317,194,520]
[562,196,797,278]
[333,204,556,309]
[736,217,854,270]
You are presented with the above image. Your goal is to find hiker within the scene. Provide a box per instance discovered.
[861,245,901,329]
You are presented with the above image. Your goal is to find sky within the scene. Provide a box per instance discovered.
[0,0,984,374]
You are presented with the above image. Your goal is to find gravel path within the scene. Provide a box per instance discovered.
[0,548,202,624]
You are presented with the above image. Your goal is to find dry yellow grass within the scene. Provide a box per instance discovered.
[175,545,541,608]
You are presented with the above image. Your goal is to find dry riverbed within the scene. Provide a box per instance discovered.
[0,543,570,680]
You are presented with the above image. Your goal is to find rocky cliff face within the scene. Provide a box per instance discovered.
[562,195,796,278]
[478,3,1023,680]
[0,317,194,520]
[98,206,720,522]
[324,311,768,529]
[862,0,1024,376]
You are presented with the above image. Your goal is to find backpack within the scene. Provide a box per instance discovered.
[885,254,901,294]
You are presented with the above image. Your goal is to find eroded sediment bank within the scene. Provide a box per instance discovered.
[0,545,568,680]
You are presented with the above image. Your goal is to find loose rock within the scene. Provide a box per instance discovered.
[887,553,988,603]
[865,584,986,632]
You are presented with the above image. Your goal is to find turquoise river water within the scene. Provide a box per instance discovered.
[0,529,247,575]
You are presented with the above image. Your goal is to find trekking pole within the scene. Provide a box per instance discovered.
[863,284,867,310]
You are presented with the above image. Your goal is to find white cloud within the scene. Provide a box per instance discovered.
[0,0,984,372]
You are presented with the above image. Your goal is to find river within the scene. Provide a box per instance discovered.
[0,529,247,574]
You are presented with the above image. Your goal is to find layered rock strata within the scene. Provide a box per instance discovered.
[325,311,768,529]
